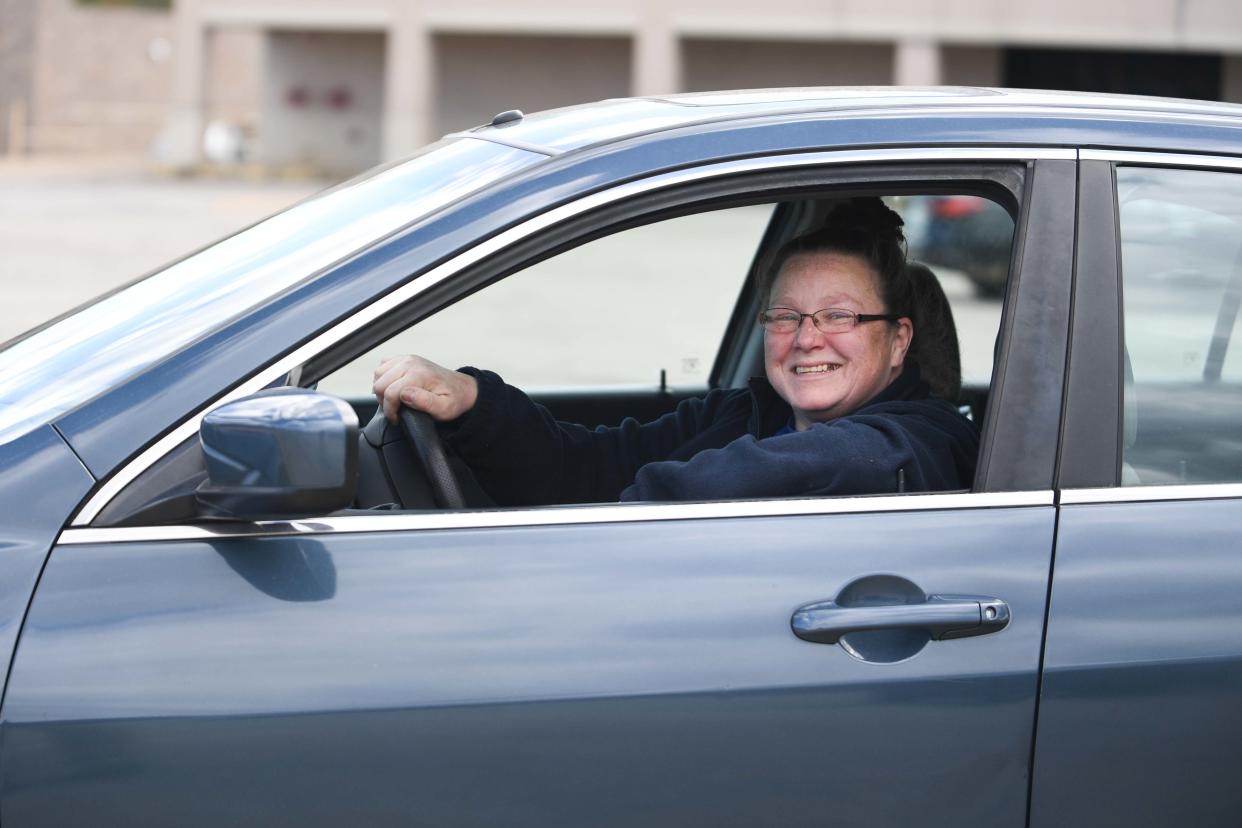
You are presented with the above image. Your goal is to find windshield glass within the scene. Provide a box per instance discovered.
[0,138,541,447]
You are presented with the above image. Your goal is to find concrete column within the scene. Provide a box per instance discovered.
[894,39,942,87]
[163,0,207,166]
[632,6,679,96]
[0,0,36,155]
[383,7,432,159]
[6,98,28,154]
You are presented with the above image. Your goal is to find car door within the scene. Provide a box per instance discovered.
[1031,155,1242,826]
[1,151,1075,827]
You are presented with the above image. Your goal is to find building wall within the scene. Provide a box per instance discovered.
[660,0,1242,46]
[8,0,1242,160]
[27,0,173,154]
[180,0,1242,164]
[433,34,630,137]
[682,39,893,91]
[260,30,385,172]
[204,26,263,132]
[0,0,38,153]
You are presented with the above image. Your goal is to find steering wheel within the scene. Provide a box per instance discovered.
[398,406,467,509]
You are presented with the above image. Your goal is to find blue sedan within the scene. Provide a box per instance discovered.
[2,87,1241,826]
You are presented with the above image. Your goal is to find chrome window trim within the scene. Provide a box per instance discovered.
[72,145,1073,527]
[1080,149,1242,169]
[1060,484,1242,505]
[61,490,1052,545]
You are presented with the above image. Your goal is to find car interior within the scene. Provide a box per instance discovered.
[343,189,1011,511]
[1115,165,1242,486]
[92,175,1018,525]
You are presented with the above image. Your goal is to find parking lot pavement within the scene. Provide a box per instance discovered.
[0,155,326,343]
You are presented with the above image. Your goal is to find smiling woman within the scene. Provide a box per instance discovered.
[759,199,914,430]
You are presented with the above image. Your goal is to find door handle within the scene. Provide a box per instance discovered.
[791,594,1010,644]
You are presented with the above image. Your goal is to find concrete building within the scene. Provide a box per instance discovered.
[6,0,1242,172]
[0,0,37,154]
[1,0,176,155]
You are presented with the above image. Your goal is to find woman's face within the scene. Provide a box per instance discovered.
[764,251,912,430]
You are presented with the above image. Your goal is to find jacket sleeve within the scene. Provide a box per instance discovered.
[440,369,735,505]
[618,403,979,502]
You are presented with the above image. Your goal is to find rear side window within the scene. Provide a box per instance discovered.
[1118,166,1242,485]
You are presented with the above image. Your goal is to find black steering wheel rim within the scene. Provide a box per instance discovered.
[398,406,467,509]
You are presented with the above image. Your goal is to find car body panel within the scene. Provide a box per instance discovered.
[4,506,1053,826]
[474,87,1242,152]
[1030,498,1242,827]
[0,427,95,707]
[971,158,1075,492]
[1032,145,1242,824]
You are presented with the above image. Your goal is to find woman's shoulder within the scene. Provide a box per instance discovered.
[675,384,759,430]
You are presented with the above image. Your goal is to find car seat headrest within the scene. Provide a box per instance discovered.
[906,261,962,401]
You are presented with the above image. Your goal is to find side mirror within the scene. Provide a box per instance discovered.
[197,389,359,520]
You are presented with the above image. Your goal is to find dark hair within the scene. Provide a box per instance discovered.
[759,197,912,318]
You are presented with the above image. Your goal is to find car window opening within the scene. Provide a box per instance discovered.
[94,188,1015,528]
[344,192,1010,514]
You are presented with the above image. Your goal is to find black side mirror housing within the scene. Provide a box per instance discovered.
[197,389,359,520]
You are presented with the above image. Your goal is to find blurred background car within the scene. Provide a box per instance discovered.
[907,195,1015,297]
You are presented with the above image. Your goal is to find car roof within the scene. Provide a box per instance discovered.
[467,86,1242,153]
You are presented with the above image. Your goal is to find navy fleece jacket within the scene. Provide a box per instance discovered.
[440,363,979,505]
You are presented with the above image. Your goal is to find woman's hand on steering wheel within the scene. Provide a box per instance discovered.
[373,354,479,423]
[372,355,474,510]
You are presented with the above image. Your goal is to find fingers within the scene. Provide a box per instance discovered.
[374,355,430,422]
[381,376,407,422]
[403,372,479,422]
[373,354,404,382]
[373,356,412,421]
[372,355,478,423]
[399,385,451,421]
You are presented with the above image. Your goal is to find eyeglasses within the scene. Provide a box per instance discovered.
[758,307,901,334]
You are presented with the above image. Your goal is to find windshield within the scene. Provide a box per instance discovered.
[0,138,541,447]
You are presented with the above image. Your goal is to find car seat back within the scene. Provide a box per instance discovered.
[906,261,962,402]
